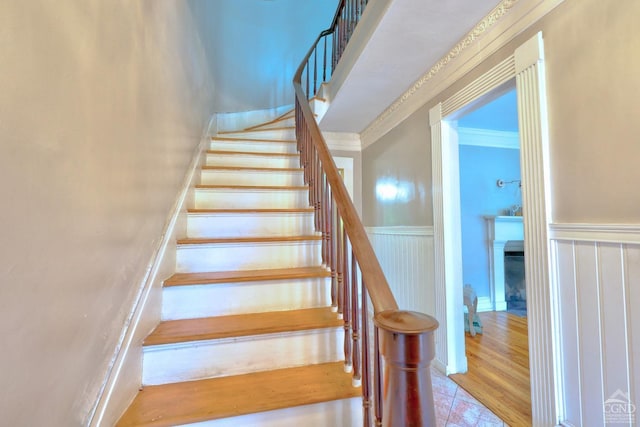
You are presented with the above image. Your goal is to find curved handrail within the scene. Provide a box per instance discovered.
[294,44,397,316]
[293,2,439,425]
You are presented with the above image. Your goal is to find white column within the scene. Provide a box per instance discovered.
[430,104,466,374]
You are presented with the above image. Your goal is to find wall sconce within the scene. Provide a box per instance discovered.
[496,179,521,188]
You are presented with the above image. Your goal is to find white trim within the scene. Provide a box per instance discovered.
[477,296,493,313]
[365,225,433,236]
[361,0,565,147]
[458,127,519,150]
[88,116,214,427]
[322,131,362,152]
[549,223,640,245]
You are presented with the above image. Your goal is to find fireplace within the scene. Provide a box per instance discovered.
[504,240,526,315]
[484,216,524,311]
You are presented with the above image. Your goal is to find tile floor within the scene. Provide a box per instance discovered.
[431,367,508,427]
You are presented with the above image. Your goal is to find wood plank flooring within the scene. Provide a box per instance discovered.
[450,311,531,427]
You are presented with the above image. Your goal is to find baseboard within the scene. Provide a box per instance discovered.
[87,115,214,426]
[477,296,493,312]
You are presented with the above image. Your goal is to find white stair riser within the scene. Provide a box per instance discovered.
[219,129,295,140]
[187,212,315,238]
[176,241,322,273]
[161,277,331,320]
[205,153,299,169]
[200,169,304,187]
[210,140,296,154]
[142,328,343,385]
[195,189,309,210]
[185,397,362,427]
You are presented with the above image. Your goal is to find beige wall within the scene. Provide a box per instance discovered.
[362,107,433,226]
[0,1,217,425]
[362,0,640,225]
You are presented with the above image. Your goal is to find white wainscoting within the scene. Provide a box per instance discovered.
[550,223,640,427]
[365,226,440,362]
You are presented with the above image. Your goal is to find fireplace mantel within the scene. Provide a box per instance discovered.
[484,215,524,311]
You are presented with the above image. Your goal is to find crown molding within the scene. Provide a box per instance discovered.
[322,131,362,152]
[361,0,565,149]
[458,127,519,149]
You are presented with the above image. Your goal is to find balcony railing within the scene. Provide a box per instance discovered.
[293,1,440,425]
[300,0,369,100]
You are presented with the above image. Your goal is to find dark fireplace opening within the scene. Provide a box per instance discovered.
[504,240,526,316]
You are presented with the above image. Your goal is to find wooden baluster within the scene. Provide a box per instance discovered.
[351,251,361,385]
[329,195,337,311]
[308,145,315,210]
[313,46,318,95]
[305,59,309,97]
[335,209,344,317]
[374,325,382,427]
[322,173,329,266]
[323,35,328,82]
[314,153,321,231]
[342,226,352,372]
[361,279,372,426]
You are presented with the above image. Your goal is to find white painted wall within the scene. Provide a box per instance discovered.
[0,1,218,425]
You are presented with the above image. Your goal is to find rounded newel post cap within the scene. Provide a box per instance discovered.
[374,310,439,365]
[374,310,439,334]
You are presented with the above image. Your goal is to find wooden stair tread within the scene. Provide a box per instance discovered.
[144,307,342,346]
[187,208,314,214]
[195,184,307,190]
[211,136,296,143]
[207,149,298,157]
[164,266,330,287]
[202,165,302,172]
[177,235,322,245]
[116,362,360,427]
[218,126,295,134]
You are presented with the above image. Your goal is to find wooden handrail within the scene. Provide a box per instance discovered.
[293,3,439,425]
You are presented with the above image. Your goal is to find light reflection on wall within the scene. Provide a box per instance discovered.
[375,179,415,203]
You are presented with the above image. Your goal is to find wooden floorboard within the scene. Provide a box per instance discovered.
[450,311,531,427]
[116,362,360,427]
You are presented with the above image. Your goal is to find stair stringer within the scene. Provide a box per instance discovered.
[88,115,216,427]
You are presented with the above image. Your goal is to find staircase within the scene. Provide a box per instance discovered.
[116,112,362,426]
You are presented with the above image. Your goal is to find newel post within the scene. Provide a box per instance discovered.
[374,310,439,427]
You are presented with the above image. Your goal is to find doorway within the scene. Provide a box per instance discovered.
[429,33,559,424]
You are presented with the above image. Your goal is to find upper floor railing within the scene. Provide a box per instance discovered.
[301,0,368,100]
[293,2,440,425]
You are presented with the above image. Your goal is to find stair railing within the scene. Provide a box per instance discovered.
[293,5,439,426]
[301,0,368,100]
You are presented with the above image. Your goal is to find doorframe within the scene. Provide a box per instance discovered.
[430,32,561,424]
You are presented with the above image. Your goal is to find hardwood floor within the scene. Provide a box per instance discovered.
[450,311,531,427]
